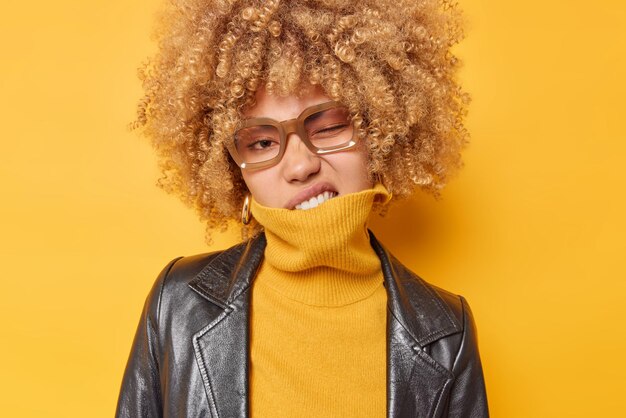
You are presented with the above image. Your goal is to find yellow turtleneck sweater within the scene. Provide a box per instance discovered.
[249,183,391,417]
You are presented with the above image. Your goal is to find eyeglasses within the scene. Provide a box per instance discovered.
[227,101,357,170]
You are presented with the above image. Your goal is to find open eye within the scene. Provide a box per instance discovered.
[248,138,279,151]
[235,124,281,157]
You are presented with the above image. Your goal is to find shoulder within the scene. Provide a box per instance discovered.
[383,254,489,414]
[395,259,482,370]
[368,230,467,331]
[136,253,216,325]
[142,241,247,320]
[398,263,481,369]
[421,280,467,330]
[399,257,477,338]
[158,239,252,292]
[383,248,467,331]
[162,251,222,286]
[149,252,220,299]
[146,234,269,319]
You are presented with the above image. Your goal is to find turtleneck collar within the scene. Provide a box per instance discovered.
[249,183,391,307]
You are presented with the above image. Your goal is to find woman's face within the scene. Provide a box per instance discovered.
[239,85,373,210]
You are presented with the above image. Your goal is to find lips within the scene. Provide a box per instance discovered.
[286,183,338,210]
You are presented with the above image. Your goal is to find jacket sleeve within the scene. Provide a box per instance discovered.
[446,296,489,417]
[115,257,182,418]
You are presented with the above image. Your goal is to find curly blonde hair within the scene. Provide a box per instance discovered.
[134,0,469,241]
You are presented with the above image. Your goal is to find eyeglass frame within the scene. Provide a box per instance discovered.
[226,100,358,170]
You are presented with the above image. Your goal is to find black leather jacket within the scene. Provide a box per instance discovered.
[116,231,488,417]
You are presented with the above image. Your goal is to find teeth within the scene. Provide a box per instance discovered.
[295,192,337,210]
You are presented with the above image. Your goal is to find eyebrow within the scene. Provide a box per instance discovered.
[241,125,276,131]
[241,114,295,123]
[240,101,341,123]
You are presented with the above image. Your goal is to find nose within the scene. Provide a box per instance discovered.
[281,132,321,182]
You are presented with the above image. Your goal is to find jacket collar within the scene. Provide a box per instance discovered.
[188,231,462,417]
[188,234,265,309]
[368,232,462,346]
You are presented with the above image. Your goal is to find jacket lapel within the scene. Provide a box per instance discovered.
[369,232,462,418]
[188,231,462,418]
[188,234,266,418]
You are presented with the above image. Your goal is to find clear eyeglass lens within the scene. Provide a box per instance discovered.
[234,124,282,164]
[304,107,353,148]
[234,106,353,165]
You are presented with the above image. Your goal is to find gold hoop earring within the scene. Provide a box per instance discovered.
[241,193,252,225]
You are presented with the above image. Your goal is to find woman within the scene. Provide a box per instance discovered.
[116,0,488,417]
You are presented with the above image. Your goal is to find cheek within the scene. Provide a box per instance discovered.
[348,145,371,177]
[240,170,259,194]
[330,147,372,187]
[240,169,276,205]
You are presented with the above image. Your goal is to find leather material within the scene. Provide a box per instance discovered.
[116,231,488,417]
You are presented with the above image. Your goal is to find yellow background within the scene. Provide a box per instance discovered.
[1,0,624,416]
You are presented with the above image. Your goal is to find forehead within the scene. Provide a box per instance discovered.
[243,85,332,121]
